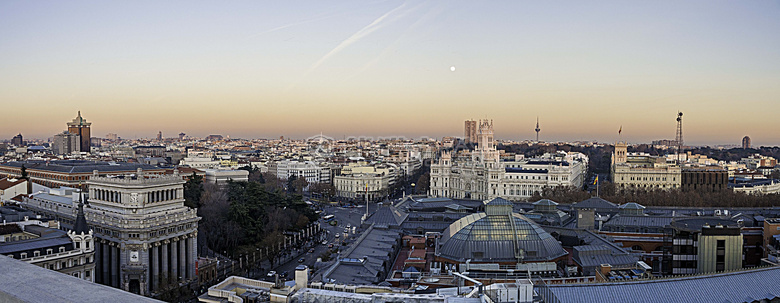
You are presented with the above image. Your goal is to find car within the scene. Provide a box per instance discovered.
[308,248,315,253]
[298,258,305,263]
[335,233,340,238]
[321,240,328,245]
[280,271,288,278]
[328,244,334,248]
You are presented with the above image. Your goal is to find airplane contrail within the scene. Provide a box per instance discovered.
[286,1,412,91]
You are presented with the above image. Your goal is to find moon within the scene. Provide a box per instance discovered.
[450,66,456,72]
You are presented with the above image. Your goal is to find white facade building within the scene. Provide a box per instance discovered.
[333,163,398,202]
[612,142,681,190]
[268,160,331,184]
[429,120,587,201]
[21,169,200,296]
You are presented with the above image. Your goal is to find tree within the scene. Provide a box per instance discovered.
[20,165,28,180]
[292,176,309,194]
[184,172,204,209]
[239,166,265,183]
[310,183,335,200]
[286,175,298,194]
[415,172,430,194]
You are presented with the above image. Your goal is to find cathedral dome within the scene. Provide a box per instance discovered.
[437,198,567,263]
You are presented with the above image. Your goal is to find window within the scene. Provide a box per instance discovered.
[59,247,65,253]
[33,251,40,257]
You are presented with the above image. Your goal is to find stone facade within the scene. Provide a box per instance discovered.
[611,142,681,190]
[21,168,199,296]
[430,120,587,201]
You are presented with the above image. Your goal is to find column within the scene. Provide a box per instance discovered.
[171,239,179,281]
[111,244,119,288]
[102,241,110,285]
[161,241,169,283]
[187,236,196,279]
[151,244,159,291]
[95,241,102,284]
[178,239,186,280]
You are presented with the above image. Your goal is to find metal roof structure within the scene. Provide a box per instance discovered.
[323,226,401,285]
[572,197,619,211]
[2,160,163,174]
[365,203,407,228]
[542,266,780,303]
[438,200,567,263]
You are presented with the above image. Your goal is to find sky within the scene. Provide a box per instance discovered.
[1,1,779,146]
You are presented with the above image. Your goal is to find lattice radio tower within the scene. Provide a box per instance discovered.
[675,112,684,162]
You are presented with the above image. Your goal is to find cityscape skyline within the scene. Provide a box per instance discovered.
[2,1,779,145]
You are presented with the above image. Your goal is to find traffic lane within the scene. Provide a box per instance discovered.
[270,238,338,281]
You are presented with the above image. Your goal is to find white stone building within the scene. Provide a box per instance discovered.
[429,120,587,201]
[21,169,199,296]
[611,142,681,190]
[333,163,398,202]
[268,160,331,184]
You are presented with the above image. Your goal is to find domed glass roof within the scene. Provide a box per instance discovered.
[438,199,567,263]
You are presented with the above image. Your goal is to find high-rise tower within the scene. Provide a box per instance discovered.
[67,111,91,153]
[535,117,541,142]
[464,120,477,144]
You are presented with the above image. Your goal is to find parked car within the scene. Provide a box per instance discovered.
[308,248,315,253]
[298,258,305,263]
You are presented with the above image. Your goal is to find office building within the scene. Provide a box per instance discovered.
[66,111,92,153]
[53,131,81,155]
[11,134,23,147]
[464,120,477,144]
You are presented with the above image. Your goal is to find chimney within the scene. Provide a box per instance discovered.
[600,264,612,276]
[294,265,309,291]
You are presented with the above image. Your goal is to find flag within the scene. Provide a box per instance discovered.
[593,176,599,185]
[618,126,622,135]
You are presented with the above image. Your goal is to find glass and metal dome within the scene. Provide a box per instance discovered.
[438,198,567,263]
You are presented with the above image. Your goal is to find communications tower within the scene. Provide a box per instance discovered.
[535,117,541,142]
[675,112,683,163]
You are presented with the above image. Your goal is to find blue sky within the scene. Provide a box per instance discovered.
[1,1,779,145]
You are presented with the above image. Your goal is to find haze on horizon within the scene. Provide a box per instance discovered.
[1,1,779,146]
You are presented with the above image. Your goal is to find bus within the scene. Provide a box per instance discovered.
[322,214,335,222]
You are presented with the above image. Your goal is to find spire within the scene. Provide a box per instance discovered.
[72,190,90,234]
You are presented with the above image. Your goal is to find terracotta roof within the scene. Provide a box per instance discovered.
[0,178,26,190]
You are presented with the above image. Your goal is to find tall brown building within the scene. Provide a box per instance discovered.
[464,119,477,144]
[67,111,91,153]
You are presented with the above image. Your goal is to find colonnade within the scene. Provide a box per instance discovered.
[94,234,197,294]
[148,234,197,292]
